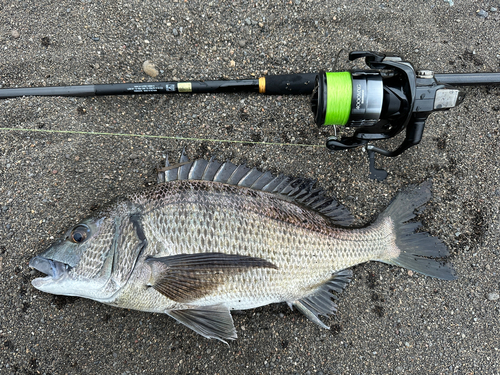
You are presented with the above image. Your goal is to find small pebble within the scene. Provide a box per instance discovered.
[142,60,159,78]
[477,9,488,18]
[172,28,179,36]
[11,30,20,38]
[486,292,499,301]
[490,7,498,12]
[229,60,235,67]
[238,40,246,47]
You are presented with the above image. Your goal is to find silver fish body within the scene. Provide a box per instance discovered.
[30,154,455,342]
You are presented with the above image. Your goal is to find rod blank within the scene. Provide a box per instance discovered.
[0,80,261,99]
[0,85,97,98]
[434,72,500,86]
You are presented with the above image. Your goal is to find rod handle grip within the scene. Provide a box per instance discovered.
[261,73,317,95]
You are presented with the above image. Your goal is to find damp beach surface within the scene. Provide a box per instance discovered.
[0,1,499,374]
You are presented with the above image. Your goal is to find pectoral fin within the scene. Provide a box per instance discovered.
[146,252,277,303]
[167,305,237,343]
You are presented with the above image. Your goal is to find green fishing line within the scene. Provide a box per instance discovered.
[0,127,325,148]
[324,72,352,126]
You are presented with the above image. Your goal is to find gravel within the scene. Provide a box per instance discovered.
[487,292,499,301]
[477,9,489,18]
[0,0,499,374]
[142,60,159,78]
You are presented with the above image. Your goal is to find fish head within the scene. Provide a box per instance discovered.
[29,209,126,301]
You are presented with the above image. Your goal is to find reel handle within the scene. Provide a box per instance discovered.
[366,114,427,158]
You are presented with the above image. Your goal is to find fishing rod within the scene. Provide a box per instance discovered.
[2,50,500,180]
[0,74,317,97]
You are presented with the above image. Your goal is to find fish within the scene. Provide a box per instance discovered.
[29,151,456,343]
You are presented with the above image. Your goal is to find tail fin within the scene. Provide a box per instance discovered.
[377,181,456,280]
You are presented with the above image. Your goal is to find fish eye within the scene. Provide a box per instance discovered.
[70,225,90,244]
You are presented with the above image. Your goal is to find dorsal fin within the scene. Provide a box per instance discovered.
[157,151,354,226]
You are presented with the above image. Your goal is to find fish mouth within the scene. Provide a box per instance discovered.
[29,256,71,287]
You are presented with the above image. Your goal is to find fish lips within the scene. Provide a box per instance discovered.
[29,256,71,288]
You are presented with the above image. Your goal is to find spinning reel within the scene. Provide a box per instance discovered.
[311,51,468,180]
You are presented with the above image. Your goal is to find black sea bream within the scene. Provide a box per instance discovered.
[30,152,455,342]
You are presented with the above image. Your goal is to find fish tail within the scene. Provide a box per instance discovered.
[375,181,456,280]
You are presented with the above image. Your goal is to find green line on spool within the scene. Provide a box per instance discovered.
[324,72,352,126]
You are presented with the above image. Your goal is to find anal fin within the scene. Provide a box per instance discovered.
[289,269,352,329]
[167,305,237,344]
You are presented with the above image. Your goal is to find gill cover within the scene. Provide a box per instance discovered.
[30,201,147,301]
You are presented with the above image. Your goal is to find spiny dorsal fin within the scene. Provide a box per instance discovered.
[157,152,354,226]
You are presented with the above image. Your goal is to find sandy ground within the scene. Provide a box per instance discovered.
[1,0,499,374]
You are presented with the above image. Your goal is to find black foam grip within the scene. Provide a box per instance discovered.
[264,74,318,95]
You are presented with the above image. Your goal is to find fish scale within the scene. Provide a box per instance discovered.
[29,153,455,343]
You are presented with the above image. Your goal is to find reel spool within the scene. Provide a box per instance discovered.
[311,71,383,128]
